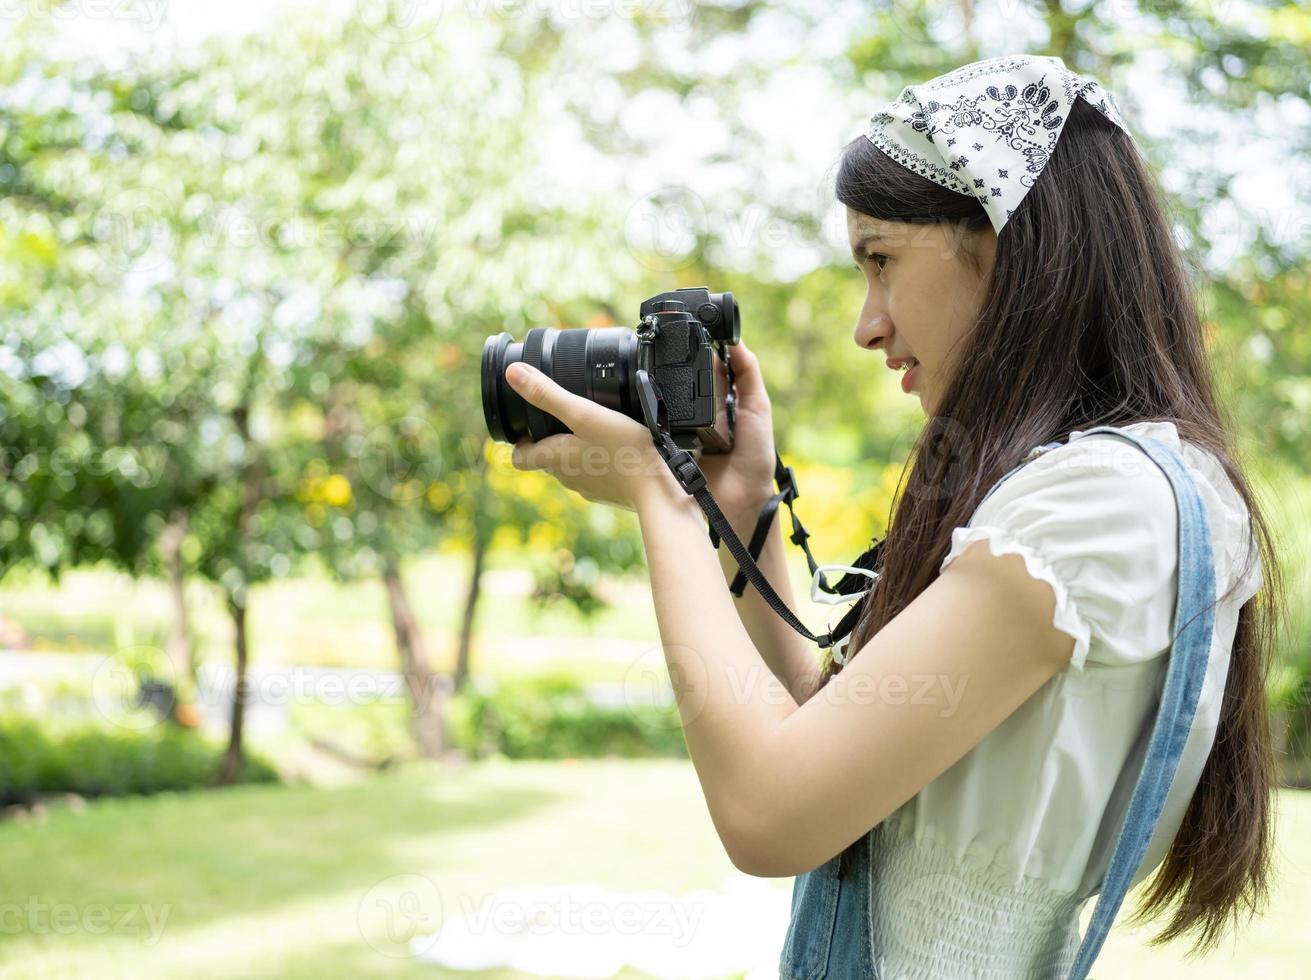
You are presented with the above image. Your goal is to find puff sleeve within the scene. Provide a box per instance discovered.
[938,444,1180,672]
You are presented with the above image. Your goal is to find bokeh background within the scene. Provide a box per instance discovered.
[1,1,1308,977]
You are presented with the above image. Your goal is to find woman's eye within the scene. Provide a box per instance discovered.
[853,253,889,275]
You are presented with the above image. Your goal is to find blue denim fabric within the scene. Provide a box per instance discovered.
[779,829,875,980]
[778,427,1219,979]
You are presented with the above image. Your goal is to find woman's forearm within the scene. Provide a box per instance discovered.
[633,482,798,850]
[713,504,822,705]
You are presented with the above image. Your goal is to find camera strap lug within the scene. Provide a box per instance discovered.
[635,368,666,441]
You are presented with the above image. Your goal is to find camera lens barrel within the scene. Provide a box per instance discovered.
[481,326,640,444]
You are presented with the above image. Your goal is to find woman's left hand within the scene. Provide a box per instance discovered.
[505,361,686,513]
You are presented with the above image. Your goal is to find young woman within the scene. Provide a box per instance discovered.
[503,54,1284,977]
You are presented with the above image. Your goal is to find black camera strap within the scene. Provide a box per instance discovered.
[648,427,841,646]
[643,426,880,655]
[634,335,875,653]
[705,453,885,632]
[707,454,837,598]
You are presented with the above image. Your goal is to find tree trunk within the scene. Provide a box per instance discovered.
[453,446,492,694]
[959,0,978,61]
[453,527,488,694]
[383,561,450,760]
[217,399,263,785]
[216,594,249,785]
[160,510,197,686]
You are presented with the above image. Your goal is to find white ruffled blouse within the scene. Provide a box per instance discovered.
[868,420,1264,976]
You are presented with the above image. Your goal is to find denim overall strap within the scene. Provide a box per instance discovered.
[1055,427,1218,978]
[976,437,1066,509]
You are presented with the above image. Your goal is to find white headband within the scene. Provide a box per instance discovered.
[864,54,1136,235]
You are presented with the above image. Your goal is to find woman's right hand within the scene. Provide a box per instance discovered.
[696,341,779,519]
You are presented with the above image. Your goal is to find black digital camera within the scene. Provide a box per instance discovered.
[481,287,740,455]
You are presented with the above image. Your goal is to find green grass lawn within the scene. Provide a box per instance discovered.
[0,761,1307,979]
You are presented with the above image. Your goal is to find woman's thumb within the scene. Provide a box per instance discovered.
[717,341,755,377]
[717,342,767,403]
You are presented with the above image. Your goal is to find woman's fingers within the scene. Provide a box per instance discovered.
[505,362,596,438]
[511,434,570,471]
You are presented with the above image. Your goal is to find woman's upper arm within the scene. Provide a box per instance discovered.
[726,536,1075,877]
[720,448,1181,878]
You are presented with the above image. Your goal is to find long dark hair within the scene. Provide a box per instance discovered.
[827,96,1286,955]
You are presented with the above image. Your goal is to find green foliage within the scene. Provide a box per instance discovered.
[449,671,688,760]
[0,4,650,615]
[0,715,278,804]
[1,0,1309,771]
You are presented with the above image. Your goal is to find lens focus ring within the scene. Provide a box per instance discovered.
[553,330,588,397]
[523,328,546,371]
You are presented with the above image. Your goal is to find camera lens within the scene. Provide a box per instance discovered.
[481,326,640,444]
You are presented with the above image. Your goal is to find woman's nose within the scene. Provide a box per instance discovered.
[854,313,891,351]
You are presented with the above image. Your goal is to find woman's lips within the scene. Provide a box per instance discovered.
[901,362,920,394]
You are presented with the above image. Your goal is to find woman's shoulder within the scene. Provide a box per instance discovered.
[979,422,1254,558]
[1047,420,1261,598]
[946,435,1176,671]
[944,419,1260,670]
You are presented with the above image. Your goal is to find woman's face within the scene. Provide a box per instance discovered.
[846,207,998,414]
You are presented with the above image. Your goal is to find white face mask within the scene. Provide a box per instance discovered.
[810,563,879,666]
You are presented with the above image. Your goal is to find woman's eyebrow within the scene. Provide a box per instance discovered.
[850,232,888,264]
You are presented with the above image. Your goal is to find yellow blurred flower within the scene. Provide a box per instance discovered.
[321,473,352,507]
[299,471,352,507]
[426,481,452,511]
[790,459,886,556]
[527,522,564,551]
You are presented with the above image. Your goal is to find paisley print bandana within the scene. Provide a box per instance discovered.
[864,54,1136,235]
